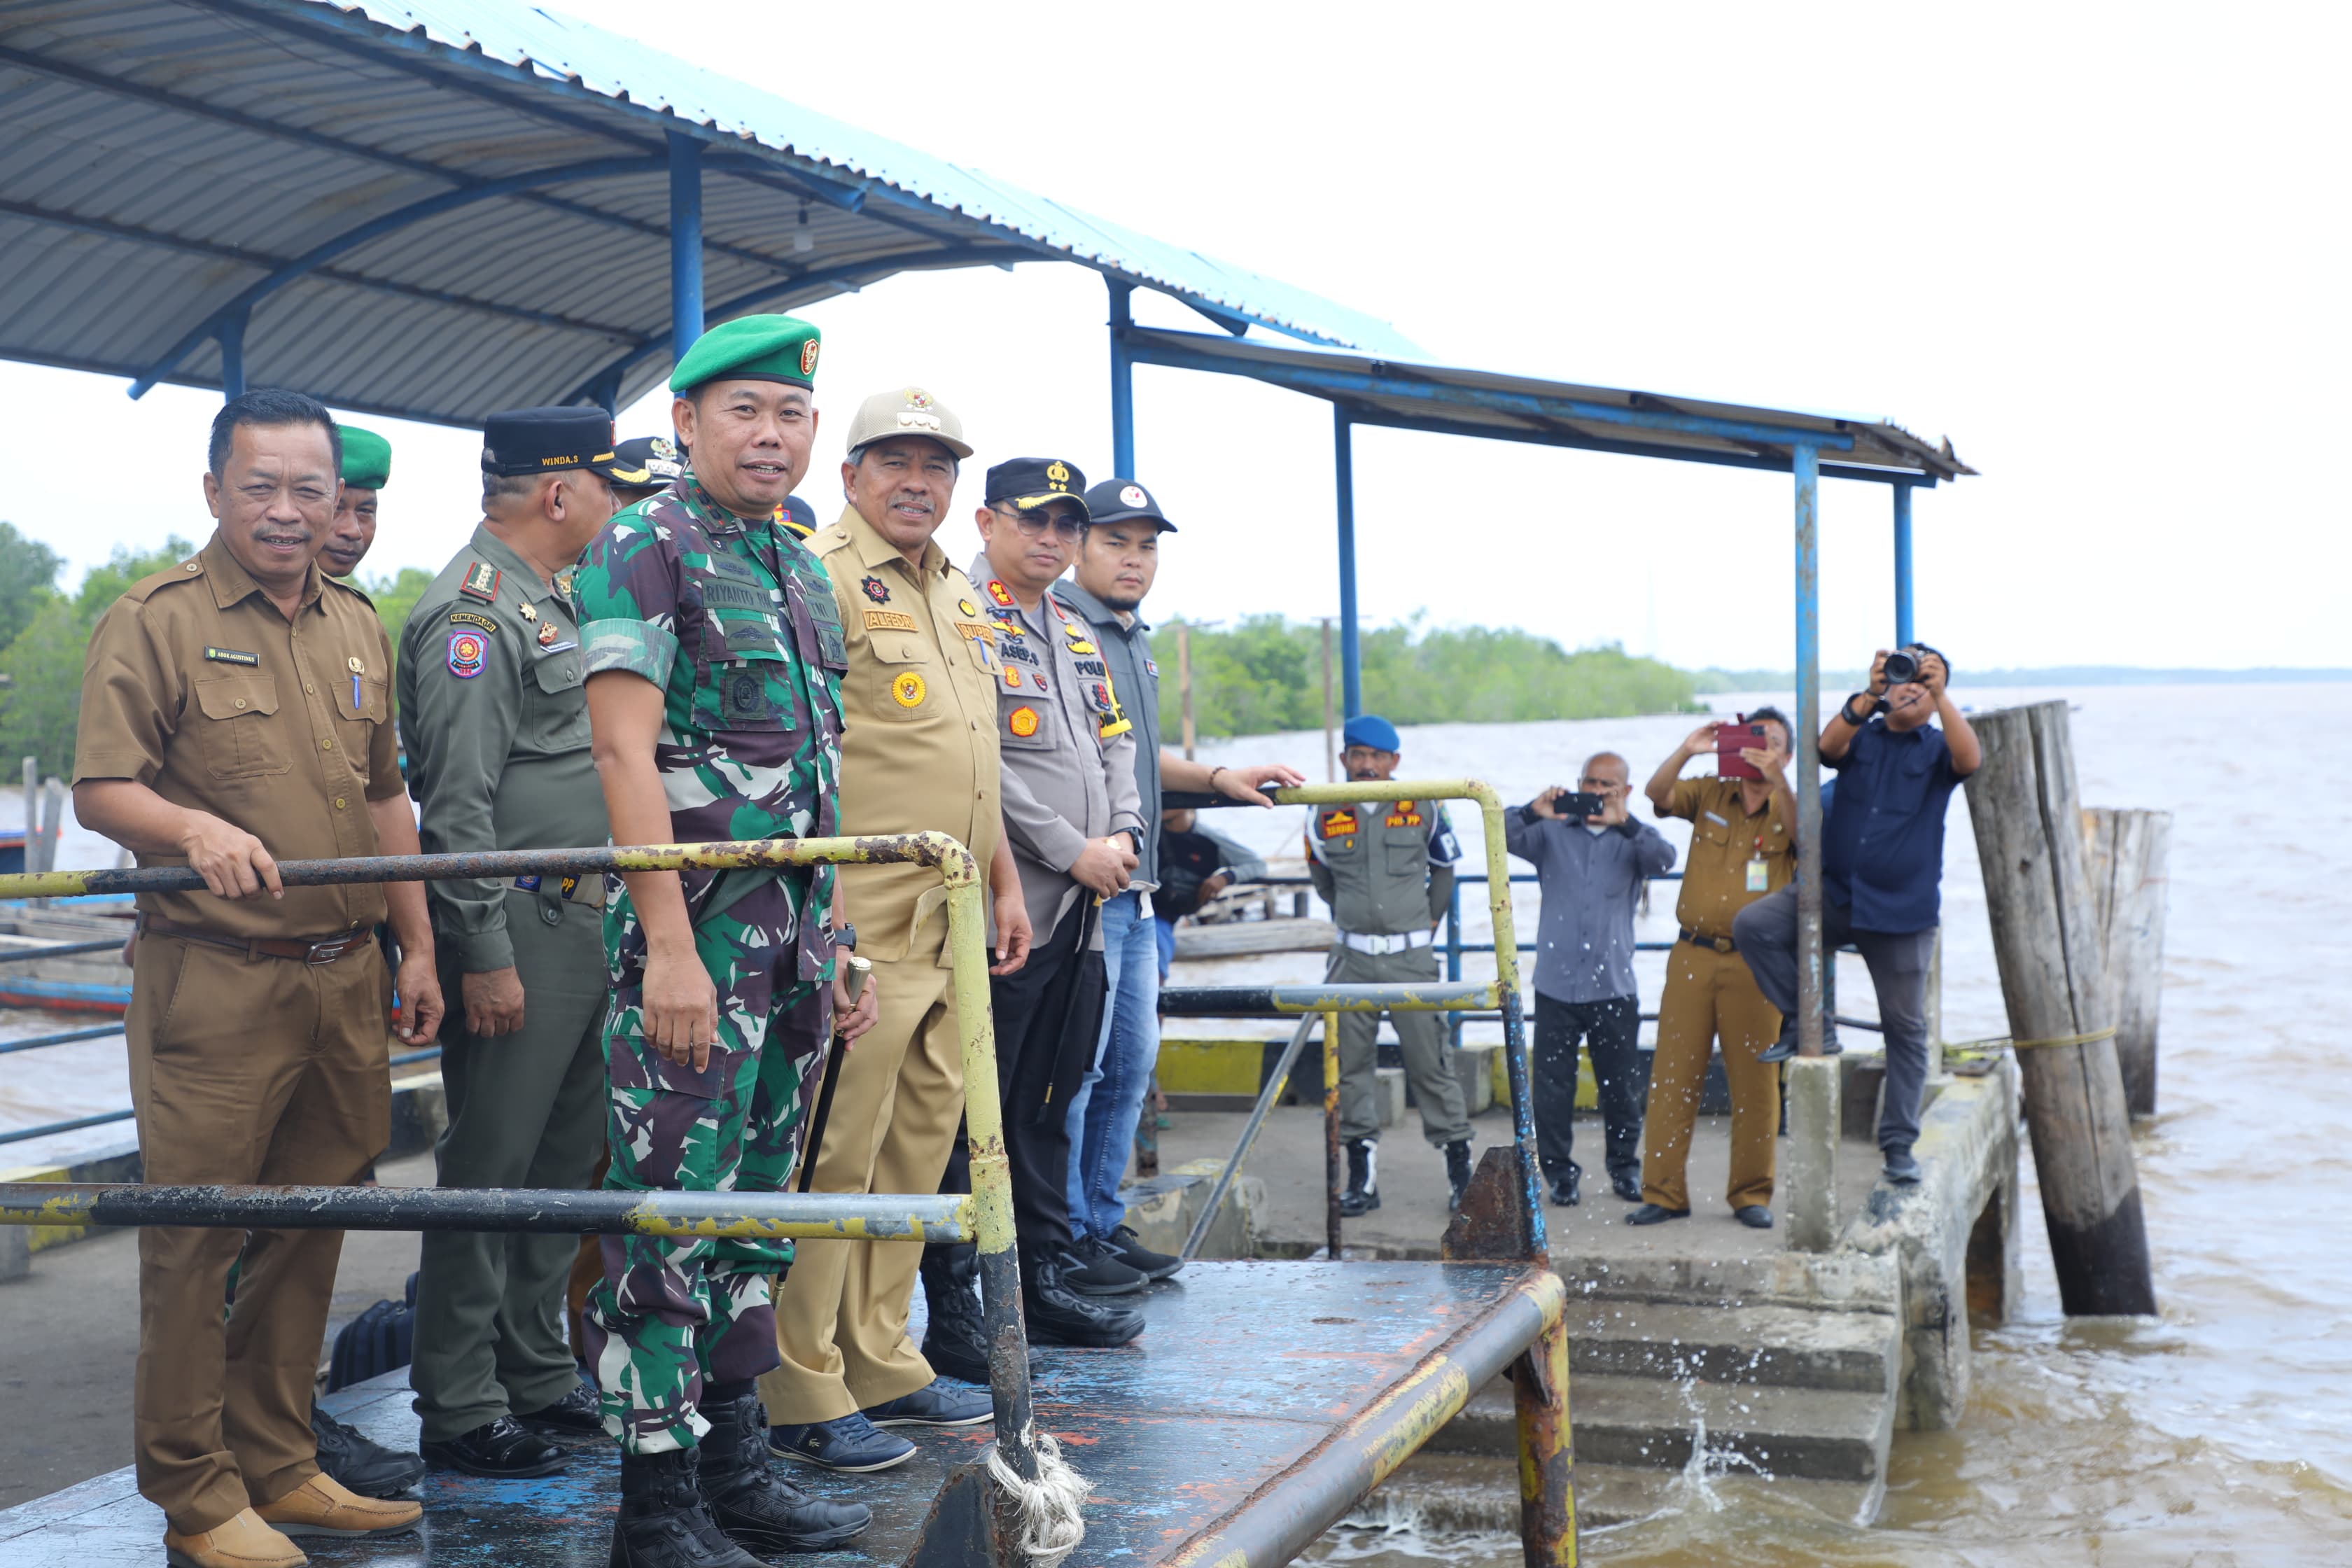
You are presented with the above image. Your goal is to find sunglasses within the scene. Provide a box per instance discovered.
[992,504,1084,541]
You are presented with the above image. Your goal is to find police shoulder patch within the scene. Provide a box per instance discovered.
[447,628,488,678]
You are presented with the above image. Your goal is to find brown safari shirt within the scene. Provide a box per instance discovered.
[73,533,403,939]
[805,504,1002,962]
[1659,776,1793,942]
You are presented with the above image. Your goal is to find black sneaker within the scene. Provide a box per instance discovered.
[1063,1237,1147,1296]
[310,1406,424,1497]
[1023,1252,1146,1348]
[1546,1170,1579,1208]
[515,1380,605,1435]
[766,1411,916,1473]
[1883,1147,1923,1185]
[1757,1019,1799,1064]
[1104,1224,1182,1282]
[862,1376,993,1427]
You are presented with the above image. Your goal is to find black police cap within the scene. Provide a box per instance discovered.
[482,407,632,479]
[610,435,685,488]
[1081,477,1176,533]
[983,456,1088,517]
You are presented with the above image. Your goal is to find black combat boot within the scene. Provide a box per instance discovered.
[921,1241,1040,1384]
[608,1448,760,1568]
[1021,1248,1146,1348]
[1339,1137,1380,1216]
[1445,1140,1475,1212]
[699,1380,871,1553]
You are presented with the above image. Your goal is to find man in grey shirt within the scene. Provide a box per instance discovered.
[1504,752,1676,1206]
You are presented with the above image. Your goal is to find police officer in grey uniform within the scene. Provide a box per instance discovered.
[962,455,1149,1348]
[399,409,635,1476]
[1308,713,1475,1216]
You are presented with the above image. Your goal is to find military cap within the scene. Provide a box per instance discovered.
[1081,477,1175,533]
[611,435,685,488]
[480,407,634,479]
[985,456,1088,517]
[779,493,817,539]
[1342,713,1401,752]
[669,314,822,394]
[340,425,392,490]
[843,385,972,460]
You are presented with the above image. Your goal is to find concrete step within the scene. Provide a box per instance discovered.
[1359,1452,1880,1533]
[1426,1374,1891,1485]
[1563,1296,1899,1394]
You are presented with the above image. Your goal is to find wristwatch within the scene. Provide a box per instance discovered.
[1840,694,1877,726]
[832,922,857,953]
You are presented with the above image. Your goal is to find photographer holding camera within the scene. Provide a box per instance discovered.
[1505,755,1676,1208]
[1735,645,1980,1186]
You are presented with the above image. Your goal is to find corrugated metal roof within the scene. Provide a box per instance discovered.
[0,0,1414,426]
[1121,328,1974,482]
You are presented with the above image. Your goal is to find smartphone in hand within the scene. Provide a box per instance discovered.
[1716,718,1767,781]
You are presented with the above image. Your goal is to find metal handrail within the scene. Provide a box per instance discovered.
[0,834,1049,1492]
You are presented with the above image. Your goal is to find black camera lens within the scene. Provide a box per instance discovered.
[1884,649,1920,684]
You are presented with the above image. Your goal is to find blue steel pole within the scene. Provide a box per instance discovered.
[1793,444,1824,1057]
[217,311,246,402]
[1334,410,1362,718]
[1107,278,1135,478]
[667,132,704,362]
[1893,480,1915,648]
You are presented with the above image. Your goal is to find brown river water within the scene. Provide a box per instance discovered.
[4,680,2345,1564]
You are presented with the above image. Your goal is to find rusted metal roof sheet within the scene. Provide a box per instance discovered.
[0,0,1413,426]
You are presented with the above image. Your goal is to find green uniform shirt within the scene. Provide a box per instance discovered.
[398,523,608,972]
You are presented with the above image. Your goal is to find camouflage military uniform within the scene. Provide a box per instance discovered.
[569,474,848,1456]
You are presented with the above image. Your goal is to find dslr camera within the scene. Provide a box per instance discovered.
[1881,643,1944,687]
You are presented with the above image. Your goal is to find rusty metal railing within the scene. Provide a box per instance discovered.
[0,834,1054,1532]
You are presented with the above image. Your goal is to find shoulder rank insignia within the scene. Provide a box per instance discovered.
[448,610,498,634]
[1321,808,1359,838]
[861,575,891,606]
[985,579,1014,608]
[458,561,500,603]
[202,646,258,666]
[447,629,488,678]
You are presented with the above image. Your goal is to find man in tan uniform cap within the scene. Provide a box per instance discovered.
[760,386,1037,1473]
[74,389,442,1568]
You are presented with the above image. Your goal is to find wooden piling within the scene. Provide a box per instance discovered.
[2080,807,2171,1118]
[1966,701,2155,1316]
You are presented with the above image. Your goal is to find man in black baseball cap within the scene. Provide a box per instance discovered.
[480,407,637,486]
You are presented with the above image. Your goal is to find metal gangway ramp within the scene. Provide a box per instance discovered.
[0,785,1575,1565]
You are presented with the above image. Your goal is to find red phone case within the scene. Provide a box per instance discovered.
[1716,715,1765,781]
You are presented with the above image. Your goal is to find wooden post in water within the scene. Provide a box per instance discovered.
[1968,701,2155,1315]
[2080,807,2171,1118]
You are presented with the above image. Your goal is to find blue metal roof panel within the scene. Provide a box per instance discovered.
[309,0,1418,356]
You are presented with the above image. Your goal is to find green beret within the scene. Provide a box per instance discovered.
[669,314,822,394]
[340,425,392,490]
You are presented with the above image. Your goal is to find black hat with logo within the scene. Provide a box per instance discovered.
[984,456,1088,517]
[481,407,634,479]
[1080,477,1175,533]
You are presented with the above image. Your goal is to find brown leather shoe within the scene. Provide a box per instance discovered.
[253,1472,422,1538]
[162,1507,308,1568]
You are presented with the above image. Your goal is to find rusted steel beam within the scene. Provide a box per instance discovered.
[1157,981,1496,1016]
[0,1182,974,1241]
[1166,1266,1567,1568]
[1514,1308,1576,1564]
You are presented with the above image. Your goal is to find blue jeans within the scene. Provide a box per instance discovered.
[1062,891,1161,1240]
[1152,915,1175,981]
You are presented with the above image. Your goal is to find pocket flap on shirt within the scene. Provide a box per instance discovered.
[195,674,279,720]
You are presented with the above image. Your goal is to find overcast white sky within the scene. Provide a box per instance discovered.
[3,4,2344,673]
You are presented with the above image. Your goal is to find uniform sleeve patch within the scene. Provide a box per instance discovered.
[447,610,499,634]
[863,609,920,631]
[579,617,678,687]
[447,629,488,678]
[458,561,501,603]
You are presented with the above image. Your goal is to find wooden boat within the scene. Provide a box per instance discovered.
[0,905,134,1014]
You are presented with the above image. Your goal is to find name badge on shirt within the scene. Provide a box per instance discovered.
[1746,858,1769,892]
[1702,810,1729,827]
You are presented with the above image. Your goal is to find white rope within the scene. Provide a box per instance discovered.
[986,1423,1088,1567]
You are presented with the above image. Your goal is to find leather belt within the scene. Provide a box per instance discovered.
[1340,928,1435,956]
[514,874,606,909]
[1679,927,1737,954]
[139,913,375,967]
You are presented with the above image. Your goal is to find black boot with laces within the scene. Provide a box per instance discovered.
[699,1380,872,1553]
[607,1447,760,1568]
[1340,1136,1380,1217]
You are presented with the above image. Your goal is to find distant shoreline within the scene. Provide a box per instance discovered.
[1693,665,2351,692]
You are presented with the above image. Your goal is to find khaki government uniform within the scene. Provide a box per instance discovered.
[73,535,404,1535]
[398,525,610,1443]
[1308,800,1472,1147]
[1641,777,1793,1212]
[759,505,1003,1423]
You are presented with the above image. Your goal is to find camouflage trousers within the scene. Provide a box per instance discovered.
[582,884,832,1455]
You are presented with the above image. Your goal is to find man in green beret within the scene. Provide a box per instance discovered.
[321,424,392,578]
[572,314,875,1565]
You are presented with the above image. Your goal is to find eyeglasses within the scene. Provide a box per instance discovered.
[993,504,1084,541]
